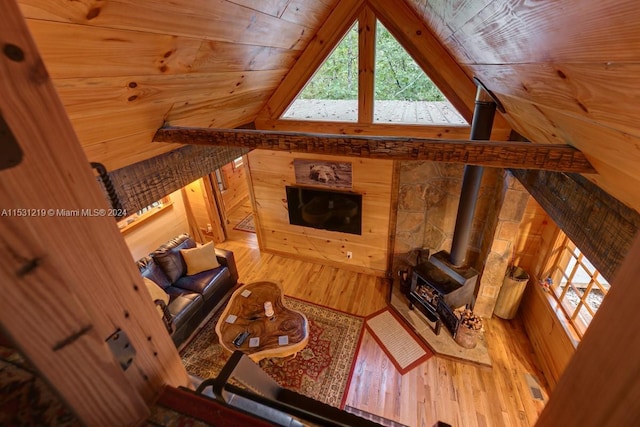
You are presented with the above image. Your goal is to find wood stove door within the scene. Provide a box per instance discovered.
[436,301,459,336]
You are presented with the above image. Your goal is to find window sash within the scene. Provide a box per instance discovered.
[544,235,609,339]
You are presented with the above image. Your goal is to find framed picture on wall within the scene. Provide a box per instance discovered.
[293,159,353,189]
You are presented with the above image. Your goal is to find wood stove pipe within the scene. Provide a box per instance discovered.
[450,86,497,266]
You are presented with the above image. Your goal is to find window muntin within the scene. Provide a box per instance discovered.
[545,235,609,338]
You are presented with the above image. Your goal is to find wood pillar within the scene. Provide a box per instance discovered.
[0,2,189,425]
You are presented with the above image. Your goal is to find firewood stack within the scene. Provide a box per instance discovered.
[456,308,482,331]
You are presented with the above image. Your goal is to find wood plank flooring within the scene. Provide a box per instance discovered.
[217,201,549,427]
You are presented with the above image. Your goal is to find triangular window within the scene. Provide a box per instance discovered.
[282,22,359,122]
[374,21,466,124]
[280,15,466,125]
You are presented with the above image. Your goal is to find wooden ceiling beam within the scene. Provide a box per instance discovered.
[153,126,596,173]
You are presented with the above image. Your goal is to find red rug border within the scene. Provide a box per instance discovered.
[364,306,434,375]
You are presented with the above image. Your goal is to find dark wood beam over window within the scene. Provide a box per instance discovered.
[153,126,596,173]
[511,169,640,281]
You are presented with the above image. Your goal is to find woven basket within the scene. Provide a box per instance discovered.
[454,325,478,349]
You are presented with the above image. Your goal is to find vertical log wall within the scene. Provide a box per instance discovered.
[0,3,189,425]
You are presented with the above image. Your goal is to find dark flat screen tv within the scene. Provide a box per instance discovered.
[285,185,362,235]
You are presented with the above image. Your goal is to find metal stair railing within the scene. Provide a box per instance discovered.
[194,351,383,427]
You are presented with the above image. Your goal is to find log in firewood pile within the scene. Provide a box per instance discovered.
[455,308,482,330]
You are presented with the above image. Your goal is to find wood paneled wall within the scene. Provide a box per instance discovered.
[122,189,189,261]
[182,177,226,243]
[515,199,576,389]
[247,150,394,276]
[520,281,576,390]
[511,198,549,274]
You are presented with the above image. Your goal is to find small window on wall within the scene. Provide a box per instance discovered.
[232,156,244,169]
[117,196,172,234]
[543,234,610,339]
[214,169,226,191]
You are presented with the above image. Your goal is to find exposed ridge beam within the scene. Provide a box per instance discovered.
[154,126,596,173]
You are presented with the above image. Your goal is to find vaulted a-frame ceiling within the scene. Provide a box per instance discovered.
[407,0,640,213]
[17,0,640,212]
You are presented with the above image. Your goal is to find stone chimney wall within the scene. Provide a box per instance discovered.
[393,161,529,318]
[474,173,530,317]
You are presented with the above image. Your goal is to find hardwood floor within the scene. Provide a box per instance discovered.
[218,201,550,427]
[219,203,388,317]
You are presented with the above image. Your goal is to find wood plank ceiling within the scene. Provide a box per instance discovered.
[17,0,640,213]
[18,0,336,170]
[405,0,640,212]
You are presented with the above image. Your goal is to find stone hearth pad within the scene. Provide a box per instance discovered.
[390,288,492,367]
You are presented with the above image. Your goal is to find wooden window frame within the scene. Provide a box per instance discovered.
[214,168,227,191]
[232,156,244,169]
[542,233,610,339]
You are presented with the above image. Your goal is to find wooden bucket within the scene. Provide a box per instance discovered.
[494,266,530,319]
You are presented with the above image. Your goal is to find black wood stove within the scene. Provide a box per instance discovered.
[408,250,478,336]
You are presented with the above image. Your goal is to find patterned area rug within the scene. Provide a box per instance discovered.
[233,213,255,233]
[365,308,433,374]
[181,297,364,408]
